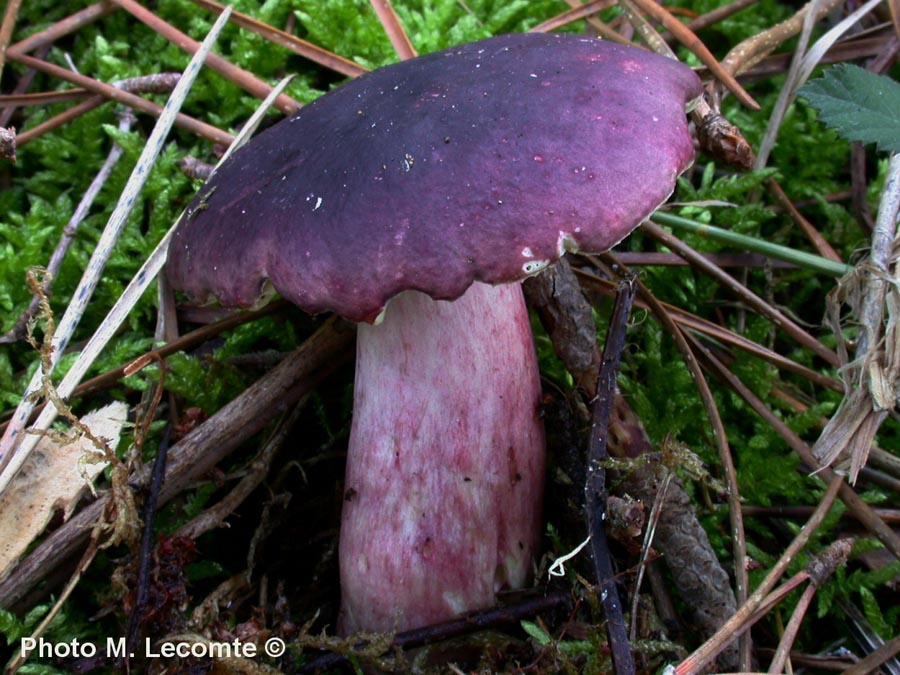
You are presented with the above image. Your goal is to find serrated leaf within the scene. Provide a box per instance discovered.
[800,64,900,153]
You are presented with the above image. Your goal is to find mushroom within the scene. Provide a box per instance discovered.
[167,32,701,634]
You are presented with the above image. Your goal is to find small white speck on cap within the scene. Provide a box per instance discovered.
[522,259,549,275]
[557,231,579,255]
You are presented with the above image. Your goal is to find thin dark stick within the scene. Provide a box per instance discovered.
[125,424,172,659]
[0,0,23,82]
[0,43,51,128]
[594,252,751,667]
[585,274,637,675]
[742,504,900,523]
[296,592,572,672]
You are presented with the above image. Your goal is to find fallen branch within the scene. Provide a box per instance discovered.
[0,317,354,610]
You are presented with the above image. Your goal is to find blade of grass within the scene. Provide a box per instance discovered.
[754,0,823,170]
[643,219,842,367]
[652,212,850,276]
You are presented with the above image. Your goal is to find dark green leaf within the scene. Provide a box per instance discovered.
[800,64,900,153]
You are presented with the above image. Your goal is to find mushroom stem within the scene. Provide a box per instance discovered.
[338,280,545,633]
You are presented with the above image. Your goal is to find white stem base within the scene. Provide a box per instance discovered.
[338,281,545,633]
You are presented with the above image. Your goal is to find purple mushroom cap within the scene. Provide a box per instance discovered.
[167,32,700,322]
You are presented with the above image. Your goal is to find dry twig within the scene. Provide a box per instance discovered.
[370,0,417,59]
[720,0,846,77]
[525,259,740,668]
[813,154,900,481]
[0,318,354,610]
[187,0,367,78]
[111,0,300,114]
[673,478,845,675]
[0,0,22,81]
[643,220,841,367]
